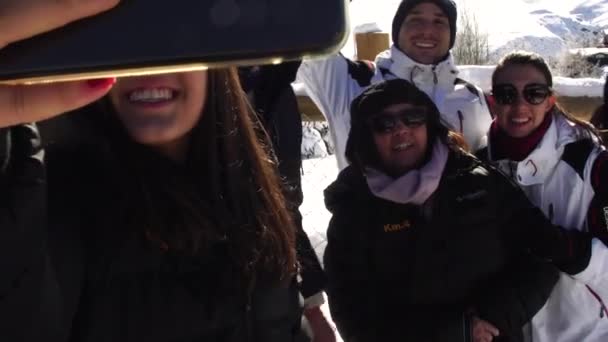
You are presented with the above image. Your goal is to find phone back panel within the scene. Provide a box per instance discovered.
[0,0,348,83]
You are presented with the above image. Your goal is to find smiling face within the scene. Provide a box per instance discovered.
[492,64,553,138]
[397,2,451,65]
[372,103,428,176]
[108,70,208,161]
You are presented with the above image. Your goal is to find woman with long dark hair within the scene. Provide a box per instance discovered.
[1,68,300,341]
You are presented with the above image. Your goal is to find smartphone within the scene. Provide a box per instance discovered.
[0,0,348,84]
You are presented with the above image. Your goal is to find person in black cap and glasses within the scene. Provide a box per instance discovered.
[297,0,492,170]
[323,78,596,342]
[239,62,336,342]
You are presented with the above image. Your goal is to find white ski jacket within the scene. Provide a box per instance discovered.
[482,113,608,342]
[297,45,493,169]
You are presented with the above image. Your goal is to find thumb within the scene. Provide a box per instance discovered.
[0,0,121,49]
[0,78,115,128]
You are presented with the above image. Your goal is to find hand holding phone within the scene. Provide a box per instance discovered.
[0,0,348,128]
[0,0,120,128]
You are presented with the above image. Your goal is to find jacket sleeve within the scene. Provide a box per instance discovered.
[491,167,593,274]
[378,306,474,342]
[472,255,559,340]
[254,61,302,116]
[458,167,588,339]
[324,209,474,342]
[297,54,375,168]
[282,144,326,302]
[587,150,608,245]
[250,277,302,342]
[323,208,377,342]
[242,62,328,301]
[288,168,327,302]
[0,124,56,339]
[294,209,327,301]
[297,54,368,123]
[460,162,608,339]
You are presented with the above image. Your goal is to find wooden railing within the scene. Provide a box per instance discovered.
[299,95,604,122]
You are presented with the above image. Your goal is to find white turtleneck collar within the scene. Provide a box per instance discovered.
[374,45,459,95]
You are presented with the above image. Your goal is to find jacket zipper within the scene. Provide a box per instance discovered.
[457,110,464,133]
[245,274,257,341]
[586,285,608,319]
[432,66,438,100]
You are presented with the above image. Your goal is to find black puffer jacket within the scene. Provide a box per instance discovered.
[239,62,327,299]
[323,149,585,342]
[0,125,301,342]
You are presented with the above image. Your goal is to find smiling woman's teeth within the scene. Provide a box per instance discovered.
[129,88,173,102]
[415,42,435,48]
[511,118,530,124]
[394,143,412,151]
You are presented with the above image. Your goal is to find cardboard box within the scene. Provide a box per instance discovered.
[355,32,390,61]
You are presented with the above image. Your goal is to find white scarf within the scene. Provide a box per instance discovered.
[365,139,449,205]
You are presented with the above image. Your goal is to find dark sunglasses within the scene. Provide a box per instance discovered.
[366,108,428,134]
[492,83,552,106]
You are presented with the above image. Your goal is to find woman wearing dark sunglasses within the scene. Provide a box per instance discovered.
[321,79,597,342]
[479,51,608,341]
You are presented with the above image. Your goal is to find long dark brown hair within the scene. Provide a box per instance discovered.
[492,51,603,143]
[93,68,296,284]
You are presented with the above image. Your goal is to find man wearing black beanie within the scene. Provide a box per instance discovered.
[391,0,457,63]
[298,0,492,170]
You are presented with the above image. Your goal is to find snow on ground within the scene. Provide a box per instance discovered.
[554,76,606,96]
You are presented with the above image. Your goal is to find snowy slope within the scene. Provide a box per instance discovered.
[570,0,608,28]
[531,9,604,46]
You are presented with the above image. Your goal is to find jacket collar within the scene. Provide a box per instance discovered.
[489,112,586,186]
[374,45,459,96]
[324,148,481,212]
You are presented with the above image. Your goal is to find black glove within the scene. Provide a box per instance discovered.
[526,210,592,274]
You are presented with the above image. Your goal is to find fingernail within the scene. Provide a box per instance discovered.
[86,78,116,89]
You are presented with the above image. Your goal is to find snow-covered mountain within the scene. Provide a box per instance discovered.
[570,0,608,28]
[531,9,604,46]
[343,0,608,63]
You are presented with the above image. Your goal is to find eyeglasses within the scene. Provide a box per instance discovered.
[366,108,427,134]
[492,83,552,106]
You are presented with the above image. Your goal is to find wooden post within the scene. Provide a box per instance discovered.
[355,32,390,61]
[555,96,603,121]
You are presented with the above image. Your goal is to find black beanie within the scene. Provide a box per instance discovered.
[391,0,457,49]
[350,79,440,126]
